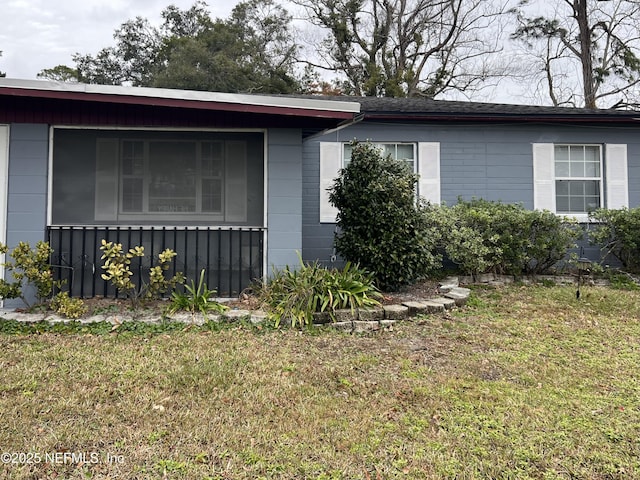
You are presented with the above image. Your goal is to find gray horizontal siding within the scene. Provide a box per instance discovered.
[302,121,640,264]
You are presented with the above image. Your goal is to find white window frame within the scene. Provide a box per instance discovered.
[532,142,628,221]
[343,142,417,172]
[553,144,603,215]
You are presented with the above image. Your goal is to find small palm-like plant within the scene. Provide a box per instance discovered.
[166,269,228,318]
[255,254,382,328]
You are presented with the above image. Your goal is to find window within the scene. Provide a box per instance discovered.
[51,129,265,226]
[343,143,416,171]
[532,143,628,219]
[319,141,440,223]
[554,145,602,214]
[120,140,224,215]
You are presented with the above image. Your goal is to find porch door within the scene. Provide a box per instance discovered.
[0,125,9,308]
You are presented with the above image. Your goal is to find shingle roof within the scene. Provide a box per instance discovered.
[306,95,640,123]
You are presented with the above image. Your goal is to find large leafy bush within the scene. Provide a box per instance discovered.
[589,207,640,272]
[329,142,442,290]
[441,199,580,276]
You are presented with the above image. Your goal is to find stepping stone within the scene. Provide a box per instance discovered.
[312,311,332,325]
[329,321,353,331]
[444,287,471,306]
[476,273,496,283]
[438,276,460,293]
[383,304,409,320]
[421,300,446,314]
[250,310,268,324]
[402,301,430,315]
[334,308,356,322]
[352,321,379,333]
[495,275,515,284]
[224,309,251,320]
[357,308,384,322]
[429,297,456,310]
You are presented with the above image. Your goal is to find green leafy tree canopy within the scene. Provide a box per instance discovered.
[46,0,301,94]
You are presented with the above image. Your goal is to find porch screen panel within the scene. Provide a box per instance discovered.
[147,141,197,213]
[225,141,247,222]
[51,129,264,226]
[94,139,119,221]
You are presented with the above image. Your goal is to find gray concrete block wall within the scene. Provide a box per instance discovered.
[267,129,303,272]
[5,124,49,308]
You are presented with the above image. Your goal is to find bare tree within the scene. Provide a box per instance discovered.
[291,0,512,98]
[511,0,640,109]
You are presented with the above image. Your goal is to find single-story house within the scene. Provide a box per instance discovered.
[1,78,639,306]
[302,96,640,268]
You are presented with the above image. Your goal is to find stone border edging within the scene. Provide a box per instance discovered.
[3,273,609,330]
[315,276,470,333]
[0,276,471,331]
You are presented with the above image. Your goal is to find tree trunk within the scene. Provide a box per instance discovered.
[575,0,597,109]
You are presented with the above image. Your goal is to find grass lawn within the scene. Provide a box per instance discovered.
[0,284,639,479]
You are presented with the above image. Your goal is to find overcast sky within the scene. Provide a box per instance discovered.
[1,0,238,79]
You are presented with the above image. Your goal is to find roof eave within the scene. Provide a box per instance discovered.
[363,112,640,123]
[0,78,360,120]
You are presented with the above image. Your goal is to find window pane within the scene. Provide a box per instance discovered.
[556,180,569,195]
[202,142,223,176]
[556,180,600,213]
[570,161,585,177]
[202,179,223,212]
[555,161,570,177]
[555,145,569,162]
[584,180,599,196]
[568,181,584,196]
[122,178,143,212]
[556,196,569,212]
[148,142,197,212]
[122,141,144,175]
[584,161,600,177]
[396,144,414,160]
[586,197,600,212]
[569,196,585,213]
[343,144,352,166]
[584,146,599,163]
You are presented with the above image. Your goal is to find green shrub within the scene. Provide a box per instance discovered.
[100,240,184,309]
[0,241,59,309]
[442,199,580,276]
[166,269,228,318]
[329,141,442,290]
[256,256,381,328]
[589,207,640,272]
[50,292,88,319]
[526,209,582,274]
